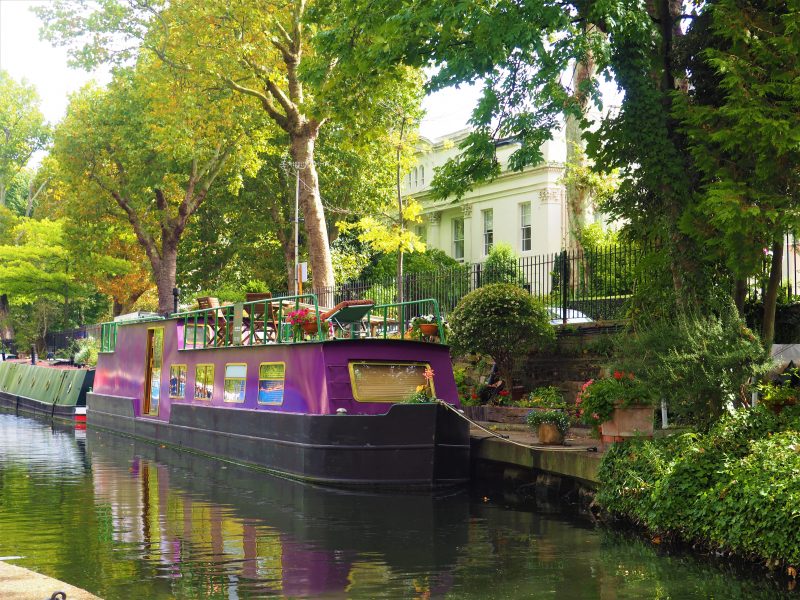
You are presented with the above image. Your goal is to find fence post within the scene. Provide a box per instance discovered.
[560,249,569,325]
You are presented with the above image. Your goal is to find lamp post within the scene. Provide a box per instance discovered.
[172,287,180,315]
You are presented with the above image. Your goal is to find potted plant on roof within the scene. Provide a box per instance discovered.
[577,371,656,442]
[287,307,319,337]
[411,315,440,338]
[526,409,571,445]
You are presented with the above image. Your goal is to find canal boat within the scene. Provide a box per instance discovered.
[88,295,470,489]
[0,361,94,424]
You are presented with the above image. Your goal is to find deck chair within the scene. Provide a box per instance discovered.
[320,299,375,339]
[196,296,230,347]
[245,292,278,343]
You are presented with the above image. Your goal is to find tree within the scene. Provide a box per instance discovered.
[37,0,424,301]
[676,0,800,348]
[0,71,50,208]
[449,283,555,390]
[50,61,265,312]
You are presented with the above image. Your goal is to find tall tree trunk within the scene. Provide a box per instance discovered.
[0,181,6,207]
[733,278,747,316]
[396,126,404,307]
[290,130,334,305]
[762,238,784,351]
[153,242,178,314]
[0,294,13,340]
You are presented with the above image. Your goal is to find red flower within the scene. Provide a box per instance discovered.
[498,390,510,397]
[628,372,635,380]
[470,393,478,399]
[613,371,623,380]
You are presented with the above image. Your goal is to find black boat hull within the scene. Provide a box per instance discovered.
[87,392,471,490]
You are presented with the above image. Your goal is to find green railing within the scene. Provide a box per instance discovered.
[368,298,446,343]
[173,293,325,350]
[99,322,118,353]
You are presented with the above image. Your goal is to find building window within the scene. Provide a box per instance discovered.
[482,209,493,255]
[452,218,465,260]
[520,202,532,252]
[258,362,285,405]
[414,167,419,187]
[194,364,214,400]
[414,225,426,243]
[169,364,187,398]
[420,166,425,186]
[223,364,247,403]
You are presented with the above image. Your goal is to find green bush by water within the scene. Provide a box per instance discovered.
[597,405,800,567]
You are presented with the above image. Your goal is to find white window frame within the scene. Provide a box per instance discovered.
[452,218,465,260]
[520,202,532,252]
[482,209,494,256]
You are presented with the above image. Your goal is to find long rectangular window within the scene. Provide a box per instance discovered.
[483,209,493,255]
[258,363,285,405]
[169,365,187,398]
[452,218,464,260]
[224,364,247,403]
[194,364,214,401]
[520,202,531,252]
[349,361,434,403]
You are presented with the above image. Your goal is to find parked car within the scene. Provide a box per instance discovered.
[547,308,593,325]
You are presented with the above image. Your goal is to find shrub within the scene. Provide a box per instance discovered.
[598,405,800,568]
[482,243,527,287]
[449,283,555,388]
[519,385,566,409]
[577,372,657,429]
[526,409,571,435]
[73,336,99,367]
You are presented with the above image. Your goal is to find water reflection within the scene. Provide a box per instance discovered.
[0,410,794,599]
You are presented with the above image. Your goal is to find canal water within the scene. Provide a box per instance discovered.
[0,411,792,599]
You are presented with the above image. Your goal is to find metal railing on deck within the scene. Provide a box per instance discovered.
[173,294,325,350]
[99,322,118,353]
[368,298,446,343]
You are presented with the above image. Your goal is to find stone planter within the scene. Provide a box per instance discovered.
[537,422,564,445]
[600,405,654,442]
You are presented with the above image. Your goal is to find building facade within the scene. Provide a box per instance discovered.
[403,128,590,263]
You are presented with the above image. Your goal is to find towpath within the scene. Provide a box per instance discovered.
[0,561,102,600]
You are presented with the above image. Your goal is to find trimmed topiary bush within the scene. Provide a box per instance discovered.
[449,283,555,388]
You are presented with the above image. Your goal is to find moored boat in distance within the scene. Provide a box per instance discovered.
[0,361,94,424]
[88,295,470,490]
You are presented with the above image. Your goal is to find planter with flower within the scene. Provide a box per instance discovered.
[410,315,442,339]
[757,379,798,414]
[404,366,439,403]
[577,371,656,442]
[286,307,320,337]
[526,409,571,445]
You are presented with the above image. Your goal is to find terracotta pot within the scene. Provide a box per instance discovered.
[419,323,439,336]
[537,422,564,445]
[301,321,319,335]
[600,405,654,442]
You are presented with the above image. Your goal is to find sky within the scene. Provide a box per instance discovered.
[0,0,614,145]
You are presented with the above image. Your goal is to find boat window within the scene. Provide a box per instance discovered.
[194,364,214,400]
[348,361,434,403]
[257,362,285,405]
[224,363,247,403]
[169,365,187,398]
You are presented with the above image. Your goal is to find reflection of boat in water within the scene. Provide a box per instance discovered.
[88,427,468,597]
[89,295,470,489]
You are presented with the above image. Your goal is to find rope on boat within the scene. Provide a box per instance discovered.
[437,400,597,453]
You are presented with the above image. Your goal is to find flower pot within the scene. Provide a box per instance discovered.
[600,405,654,443]
[301,321,319,335]
[419,323,439,337]
[537,422,564,445]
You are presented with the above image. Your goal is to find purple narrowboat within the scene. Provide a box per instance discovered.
[88,295,470,489]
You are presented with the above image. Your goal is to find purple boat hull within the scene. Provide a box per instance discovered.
[89,319,470,489]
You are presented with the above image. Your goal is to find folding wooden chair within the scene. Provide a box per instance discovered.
[320,299,375,339]
[245,292,279,343]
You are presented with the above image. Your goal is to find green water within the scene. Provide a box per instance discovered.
[0,411,792,599]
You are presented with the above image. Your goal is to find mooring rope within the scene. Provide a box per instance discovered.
[437,400,597,453]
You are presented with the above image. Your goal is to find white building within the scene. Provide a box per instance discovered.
[403,128,594,263]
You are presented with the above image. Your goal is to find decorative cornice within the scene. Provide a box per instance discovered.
[539,187,564,205]
[462,204,473,218]
[427,211,442,225]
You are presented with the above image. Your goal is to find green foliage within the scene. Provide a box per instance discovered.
[520,386,566,409]
[526,409,571,436]
[615,301,772,428]
[757,379,799,412]
[598,406,800,567]
[73,336,99,367]
[449,283,554,386]
[577,373,656,429]
[482,243,526,287]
